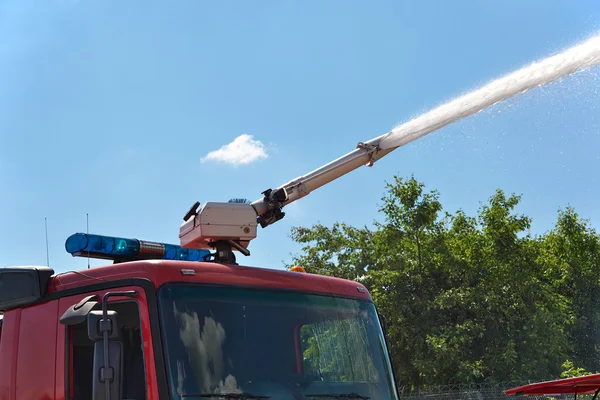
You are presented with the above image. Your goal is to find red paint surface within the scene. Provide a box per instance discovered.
[136,289,159,400]
[0,310,20,400]
[505,373,600,395]
[15,301,59,400]
[67,326,73,399]
[48,260,372,301]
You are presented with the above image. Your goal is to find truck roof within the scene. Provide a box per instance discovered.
[46,260,372,301]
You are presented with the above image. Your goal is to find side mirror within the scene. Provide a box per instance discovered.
[88,310,123,400]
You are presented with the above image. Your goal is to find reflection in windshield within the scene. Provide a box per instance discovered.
[301,313,379,383]
[159,285,398,400]
[172,304,241,395]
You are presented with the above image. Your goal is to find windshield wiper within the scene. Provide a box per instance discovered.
[181,392,270,399]
[307,394,369,400]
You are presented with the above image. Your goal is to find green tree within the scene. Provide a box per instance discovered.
[540,207,600,373]
[560,360,593,378]
[287,176,575,387]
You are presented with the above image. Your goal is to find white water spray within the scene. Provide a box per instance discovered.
[379,33,600,150]
[246,33,600,227]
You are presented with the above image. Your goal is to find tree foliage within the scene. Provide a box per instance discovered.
[287,175,600,386]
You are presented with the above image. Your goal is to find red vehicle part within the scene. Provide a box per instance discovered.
[505,374,600,397]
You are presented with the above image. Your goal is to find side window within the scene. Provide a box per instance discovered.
[67,301,147,400]
[299,316,380,383]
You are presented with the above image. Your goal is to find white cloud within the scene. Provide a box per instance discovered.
[201,134,268,166]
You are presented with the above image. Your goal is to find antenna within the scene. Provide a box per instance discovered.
[45,217,50,267]
[87,213,90,269]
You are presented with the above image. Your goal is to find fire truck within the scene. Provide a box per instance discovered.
[5,32,598,399]
[0,132,401,400]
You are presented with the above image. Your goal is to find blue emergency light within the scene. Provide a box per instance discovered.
[65,233,210,263]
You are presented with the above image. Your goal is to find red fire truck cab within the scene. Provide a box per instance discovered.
[0,233,398,400]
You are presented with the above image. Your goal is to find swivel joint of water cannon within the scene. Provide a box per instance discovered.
[356,141,380,167]
[255,187,288,228]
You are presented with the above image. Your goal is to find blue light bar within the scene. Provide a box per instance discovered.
[65,233,210,263]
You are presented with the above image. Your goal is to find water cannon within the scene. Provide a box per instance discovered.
[179,201,257,262]
[179,134,398,263]
[179,33,600,263]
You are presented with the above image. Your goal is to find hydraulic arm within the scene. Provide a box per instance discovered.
[250,134,396,228]
[179,130,402,262]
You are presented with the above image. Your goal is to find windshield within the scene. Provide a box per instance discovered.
[158,284,398,400]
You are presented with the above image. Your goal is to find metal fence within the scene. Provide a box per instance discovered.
[397,382,582,400]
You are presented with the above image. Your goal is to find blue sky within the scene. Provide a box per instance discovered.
[1,0,600,274]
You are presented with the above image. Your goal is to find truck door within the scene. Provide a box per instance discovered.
[56,286,158,400]
[0,301,59,400]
